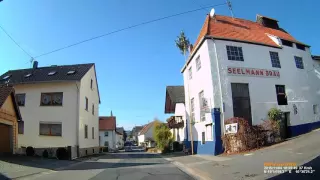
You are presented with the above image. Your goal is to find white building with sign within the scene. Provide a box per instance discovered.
[181,12,320,154]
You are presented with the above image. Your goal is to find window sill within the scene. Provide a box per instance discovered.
[40,105,63,107]
[39,135,62,137]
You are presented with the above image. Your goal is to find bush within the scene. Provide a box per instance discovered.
[56,148,68,160]
[26,146,35,156]
[268,108,282,121]
[153,121,172,150]
[222,117,267,154]
[42,150,49,158]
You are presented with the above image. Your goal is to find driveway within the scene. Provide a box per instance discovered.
[13,152,194,180]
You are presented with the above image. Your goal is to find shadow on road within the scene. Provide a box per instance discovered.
[64,162,164,170]
[0,173,11,180]
[268,155,320,180]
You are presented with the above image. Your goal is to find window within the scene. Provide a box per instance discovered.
[16,94,26,106]
[48,71,56,76]
[191,98,195,123]
[40,92,63,106]
[67,70,76,75]
[226,46,244,61]
[18,121,24,134]
[84,125,88,138]
[275,85,288,105]
[296,44,306,51]
[188,67,192,79]
[199,91,205,122]
[39,123,62,136]
[270,52,281,68]
[104,141,109,147]
[313,105,318,114]
[85,97,88,111]
[202,132,205,144]
[92,127,94,139]
[91,79,93,89]
[196,56,201,70]
[2,75,11,80]
[92,104,95,115]
[281,39,293,47]
[104,131,108,136]
[294,56,304,69]
[24,73,32,78]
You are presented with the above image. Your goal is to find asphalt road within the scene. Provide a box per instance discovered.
[23,152,194,180]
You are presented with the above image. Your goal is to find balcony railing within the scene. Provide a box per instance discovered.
[167,116,184,129]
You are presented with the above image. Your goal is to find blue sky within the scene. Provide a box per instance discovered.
[0,0,319,130]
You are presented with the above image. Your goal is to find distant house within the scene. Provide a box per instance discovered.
[132,126,143,143]
[165,86,186,143]
[115,129,124,149]
[99,114,116,150]
[0,61,100,158]
[138,120,160,148]
[0,85,23,155]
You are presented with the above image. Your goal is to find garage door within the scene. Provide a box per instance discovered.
[0,124,11,153]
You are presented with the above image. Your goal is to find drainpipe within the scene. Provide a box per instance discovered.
[212,39,225,135]
[75,82,80,158]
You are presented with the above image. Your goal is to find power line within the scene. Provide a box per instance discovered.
[34,2,227,59]
[0,25,33,58]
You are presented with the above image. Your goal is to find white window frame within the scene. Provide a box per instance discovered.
[199,91,205,122]
[188,67,192,79]
[196,56,201,71]
[191,98,195,123]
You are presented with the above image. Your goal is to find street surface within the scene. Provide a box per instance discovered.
[17,152,194,180]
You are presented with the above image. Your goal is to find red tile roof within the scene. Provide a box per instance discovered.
[194,15,305,51]
[139,120,161,135]
[99,116,116,131]
[182,14,308,72]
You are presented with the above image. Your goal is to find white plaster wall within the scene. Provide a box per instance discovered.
[138,134,145,145]
[116,134,124,147]
[174,103,186,141]
[99,130,115,149]
[183,40,215,141]
[79,66,100,148]
[15,82,78,148]
[210,39,320,127]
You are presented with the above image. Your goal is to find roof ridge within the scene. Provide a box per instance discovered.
[7,63,94,72]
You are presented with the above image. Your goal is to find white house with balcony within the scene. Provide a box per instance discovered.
[0,62,101,159]
[164,86,186,143]
[181,12,320,154]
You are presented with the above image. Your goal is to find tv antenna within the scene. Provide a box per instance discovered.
[226,0,234,18]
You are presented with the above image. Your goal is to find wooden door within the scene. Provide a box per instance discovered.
[0,123,11,153]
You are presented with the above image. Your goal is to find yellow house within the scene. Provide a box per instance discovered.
[0,85,23,155]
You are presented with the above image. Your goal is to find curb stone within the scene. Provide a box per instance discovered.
[163,157,212,180]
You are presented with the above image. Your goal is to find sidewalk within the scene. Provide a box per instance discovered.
[164,129,320,180]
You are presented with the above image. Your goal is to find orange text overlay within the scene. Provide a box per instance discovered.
[264,162,297,167]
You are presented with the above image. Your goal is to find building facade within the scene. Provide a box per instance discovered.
[0,62,100,158]
[99,115,116,150]
[181,13,320,154]
[0,85,22,155]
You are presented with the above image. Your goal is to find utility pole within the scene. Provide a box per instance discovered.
[185,48,194,155]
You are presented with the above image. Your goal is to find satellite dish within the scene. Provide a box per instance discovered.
[210,8,216,18]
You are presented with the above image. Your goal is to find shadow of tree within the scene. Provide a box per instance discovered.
[268,155,320,180]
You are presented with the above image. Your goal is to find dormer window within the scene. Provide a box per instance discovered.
[67,70,76,75]
[24,73,32,78]
[48,71,56,76]
[2,75,11,80]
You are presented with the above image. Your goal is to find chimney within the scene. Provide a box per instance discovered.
[33,61,38,69]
